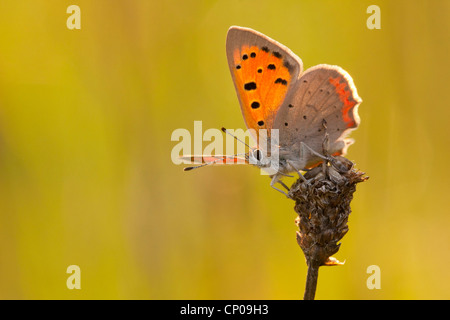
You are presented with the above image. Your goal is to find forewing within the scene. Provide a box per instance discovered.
[226,26,303,140]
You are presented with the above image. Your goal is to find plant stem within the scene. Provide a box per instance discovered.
[303,263,319,300]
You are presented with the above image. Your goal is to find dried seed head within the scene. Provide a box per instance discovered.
[289,157,368,268]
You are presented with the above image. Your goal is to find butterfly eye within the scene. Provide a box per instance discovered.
[254,149,262,161]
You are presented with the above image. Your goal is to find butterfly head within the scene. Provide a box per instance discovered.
[248,147,272,169]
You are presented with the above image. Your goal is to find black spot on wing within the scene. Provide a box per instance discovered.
[261,46,269,52]
[272,51,282,59]
[267,64,276,70]
[251,101,260,109]
[275,78,288,85]
[257,120,264,126]
[284,60,293,72]
[244,82,257,91]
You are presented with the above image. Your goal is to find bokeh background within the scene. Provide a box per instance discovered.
[0,0,449,299]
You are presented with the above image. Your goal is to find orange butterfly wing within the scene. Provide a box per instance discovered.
[226,26,303,141]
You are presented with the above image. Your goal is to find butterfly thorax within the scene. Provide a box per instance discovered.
[249,143,329,177]
[248,147,299,176]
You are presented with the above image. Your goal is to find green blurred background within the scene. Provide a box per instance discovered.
[0,0,449,299]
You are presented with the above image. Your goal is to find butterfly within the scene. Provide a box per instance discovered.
[183,26,361,196]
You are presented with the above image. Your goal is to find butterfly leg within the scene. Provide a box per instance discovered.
[286,160,306,182]
[270,174,290,198]
[299,142,329,161]
[322,128,330,157]
[278,180,290,191]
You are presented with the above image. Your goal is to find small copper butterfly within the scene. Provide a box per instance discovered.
[184,26,362,196]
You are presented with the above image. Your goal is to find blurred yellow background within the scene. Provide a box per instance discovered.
[0,0,449,299]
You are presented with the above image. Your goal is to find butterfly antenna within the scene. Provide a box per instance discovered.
[221,127,252,149]
[183,162,212,171]
[183,153,248,171]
